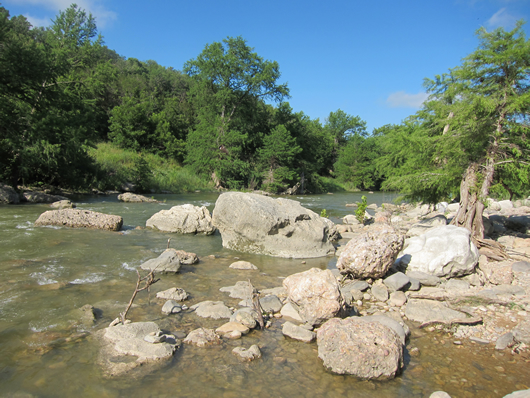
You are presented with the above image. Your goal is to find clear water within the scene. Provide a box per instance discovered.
[0,192,528,397]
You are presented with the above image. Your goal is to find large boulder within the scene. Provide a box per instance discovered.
[317,317,403,379]
[146,204,216,235]
[0,184,20,204]
[406,215,448,237]
[34,209,123,231]
[397,225,479,278]
[336,226,404,279]
[282,268,343,326]
[212,192,336,258]
[140,249,198,273]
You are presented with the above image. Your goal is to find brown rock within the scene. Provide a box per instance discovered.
[35,209,123,231]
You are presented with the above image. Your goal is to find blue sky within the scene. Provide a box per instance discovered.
[4,0,528,133]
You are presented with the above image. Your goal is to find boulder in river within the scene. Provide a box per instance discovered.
[35,209,123,231]
[283,268,343,326]
[397,225,479,278]
[212,192,336,258]
[336,226,404,279]
[317,317,403,379]
[140,249,198,273]
[0,184,20,204]
[146,204,216,235]
[118,192,158,203]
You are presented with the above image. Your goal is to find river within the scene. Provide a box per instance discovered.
[0,191,528,397]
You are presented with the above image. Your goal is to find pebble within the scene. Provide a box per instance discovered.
[453,341,462,345]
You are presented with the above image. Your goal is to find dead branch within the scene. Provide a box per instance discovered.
[248,279,265,330]
[419,317,483,329]
[119,266,160,324]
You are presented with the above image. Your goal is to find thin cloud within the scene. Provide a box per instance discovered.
[24,13,52,27]
[486,8,519,29]
[6,0,117,28]
[386,91,429,109]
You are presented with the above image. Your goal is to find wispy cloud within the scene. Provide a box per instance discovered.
[24,13,52,28]
[486,8,519,29]
[7,0,117,28]
[386,91,428,109]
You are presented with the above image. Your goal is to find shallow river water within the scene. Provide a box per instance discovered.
[0,192,529,398]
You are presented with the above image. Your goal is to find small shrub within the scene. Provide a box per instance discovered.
[355,195,368,224]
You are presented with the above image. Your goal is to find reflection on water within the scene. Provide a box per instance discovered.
[0,192,528,397]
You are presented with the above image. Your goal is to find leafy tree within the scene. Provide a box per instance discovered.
[183,36,289,188]
[382,22,530,240]
[324,109,367,146]
[258,124,302,192]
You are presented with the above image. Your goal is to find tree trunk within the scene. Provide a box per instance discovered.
[450,163,485,240]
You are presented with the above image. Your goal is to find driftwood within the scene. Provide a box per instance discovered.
[475,238,510,261]
[248,279,265,329]
[419,316,483,329]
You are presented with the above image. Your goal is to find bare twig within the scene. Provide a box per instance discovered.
[119,266,160,324]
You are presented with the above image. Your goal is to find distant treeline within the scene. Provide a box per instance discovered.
[1,5,528,207]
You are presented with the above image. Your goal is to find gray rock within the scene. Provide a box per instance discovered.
[232,345,261,361]
[282,321,317,342]
[351,289,364,301]
[118,193,158,203]
[513,317,530,344]
[444,279,470,294]
[280,302,303,321]
[283,268,343,326]
[397,226,478,278]
[405,299,467,323]
[388,291,407,307]
[407,277,421,291]
[220,280,255,299]
[317,317,403,379]
[492,284,525,296]
[35,209,123,231]
[229,260,258,270]
[140,249,198,273]
[156,287,188,301]
[495,332,515,350]
[371,284,389,302]
[336,226,404,279]
[383,272,410,292]
[261,286,287,297]
[146,204,216,235]
[477,289,498,300]
[212,192,336,258]
[230,307,259,329]
[469,336,490,344]
[513,261,530,273]
[161,300,182,315]
[351,280,370,291]
[23,191,68,203]
[259,295,283,313]
[100,322,176,377]
[190,301,232,319]
[50,200,75,209]
[0,184,20,204]
[183,328,221,347]
[406,271,441,286]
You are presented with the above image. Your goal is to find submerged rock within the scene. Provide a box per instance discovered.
[191,301,232,319]
[35,209,123,231]
[183,328,221,347]
[282,321,316,343]
[118,192,158,203]
[232,345,261,361]
[99,321,177,377]
[212,192,336,258]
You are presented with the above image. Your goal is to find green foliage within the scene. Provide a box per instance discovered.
[320,209,328,218]
[355,195,368,224]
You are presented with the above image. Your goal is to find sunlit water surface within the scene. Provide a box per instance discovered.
[0,192,528,397]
